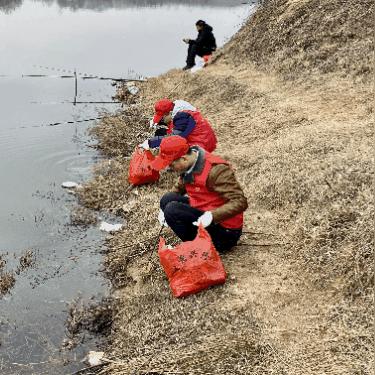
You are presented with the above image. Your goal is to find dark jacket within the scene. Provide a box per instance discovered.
[189,24,217,52]
[148,112,196,148]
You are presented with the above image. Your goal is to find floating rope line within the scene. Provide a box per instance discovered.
[10,114,123,130]
[19,116,106,129]
[23,74,75,78]
[0,74,75,79]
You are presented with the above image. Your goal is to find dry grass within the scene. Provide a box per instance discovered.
[70,206,98,226]
[0,270,16,297]
[222,0,374,82]
[64,298,114,350]
[77,0,373,373]
[16,249,35,274]
[0,250,35,297]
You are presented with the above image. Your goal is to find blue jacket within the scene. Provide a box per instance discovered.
[148,111,196,148]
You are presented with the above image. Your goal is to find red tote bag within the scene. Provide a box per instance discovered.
[128,147,160,186]
[158,225,227,298]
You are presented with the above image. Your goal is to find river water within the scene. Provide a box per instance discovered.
[0,1,255,373]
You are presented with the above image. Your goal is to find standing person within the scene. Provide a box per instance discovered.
[139,99,217,152]
[182,20,217,70]
[153,136,248,252]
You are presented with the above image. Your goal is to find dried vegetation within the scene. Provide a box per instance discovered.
[64,298,115,350]
[0,270,16,297]
[77,0,373,373]
[70,206,98,226]
[222,0,374,81]
[0,249,35,297]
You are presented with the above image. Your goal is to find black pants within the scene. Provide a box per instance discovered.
[186,44,213,67]
[154,119,168,137]
[154,127,167,137]
[160,192,242,252]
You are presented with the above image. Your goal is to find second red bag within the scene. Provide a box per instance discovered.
[128,147,160,186]
[158,225,227,298]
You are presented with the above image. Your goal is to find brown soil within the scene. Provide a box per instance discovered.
[79,1,373,374]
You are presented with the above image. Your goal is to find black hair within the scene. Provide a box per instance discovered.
[195,20,206,27]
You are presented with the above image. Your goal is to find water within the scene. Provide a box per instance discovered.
[0,1,255,373]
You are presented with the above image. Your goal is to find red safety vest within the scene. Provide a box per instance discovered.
[166,121,173,135]
[185,153,244,229]
[168,110,217,152]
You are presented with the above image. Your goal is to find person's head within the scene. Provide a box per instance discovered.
[153,99,174,124]
[195,20,206,32]
[152,136,196,173]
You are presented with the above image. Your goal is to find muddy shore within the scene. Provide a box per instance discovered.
[78,1,373,373]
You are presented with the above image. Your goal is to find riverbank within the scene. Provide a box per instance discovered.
[80,0,373,373]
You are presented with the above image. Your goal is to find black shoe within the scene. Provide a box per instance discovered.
[182,65,194,71]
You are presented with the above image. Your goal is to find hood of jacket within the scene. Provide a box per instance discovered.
[203,24,213,32]
[172,100,196,119]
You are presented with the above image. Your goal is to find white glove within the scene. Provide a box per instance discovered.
[193,211,213,228]
[149,119,157,130]
[158,209,169,228]
[139,140,150,150]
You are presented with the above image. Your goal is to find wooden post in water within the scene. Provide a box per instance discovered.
[74,68,78,105]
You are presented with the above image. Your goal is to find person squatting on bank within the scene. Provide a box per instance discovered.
[153,136,248,252]
[140,99,217,152]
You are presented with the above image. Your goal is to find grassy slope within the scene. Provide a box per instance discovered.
[80,1,373,373]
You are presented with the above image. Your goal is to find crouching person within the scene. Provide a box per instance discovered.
[140,98,217,153]
[152,136,248,252]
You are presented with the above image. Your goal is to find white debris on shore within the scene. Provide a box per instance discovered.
[61,181,82,189]
[126,81,139,95]
[86,350,105,366]
[99,222,123,233]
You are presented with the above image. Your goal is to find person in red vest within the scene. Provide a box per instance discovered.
[139,99,217,152]
[152,136,248,252]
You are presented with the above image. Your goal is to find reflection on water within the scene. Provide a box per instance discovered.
[0,0,22,13]
[1,0,246,13]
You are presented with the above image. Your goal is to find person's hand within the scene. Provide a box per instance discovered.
[138,140,150,150]
[158,209,169,227]
[183,38,190,44]
[193,211,213,228]
[149,119,157,130]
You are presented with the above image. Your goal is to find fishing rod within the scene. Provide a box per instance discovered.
[34,64,106,77]
[35,64,145,77]
[34,64,147,82]
[30,101,122,105]
[2,63,146,82]
[0,73,146,82]
[69,101,122,104]
[2,64,142,129]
